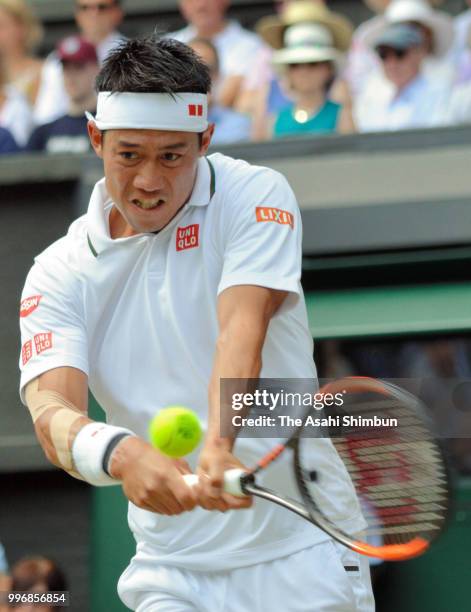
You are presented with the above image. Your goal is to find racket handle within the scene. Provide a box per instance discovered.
[182,468,248,497]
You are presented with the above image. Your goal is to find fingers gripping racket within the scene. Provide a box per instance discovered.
[185,377,451,562]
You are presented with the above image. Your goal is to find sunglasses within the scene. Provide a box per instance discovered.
[76,1,117,12]
[377,47,409,61]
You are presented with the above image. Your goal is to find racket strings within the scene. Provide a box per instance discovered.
[296,384,450,552]
[333,426,448,545]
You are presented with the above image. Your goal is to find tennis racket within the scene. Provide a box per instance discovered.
[184,377,451,561]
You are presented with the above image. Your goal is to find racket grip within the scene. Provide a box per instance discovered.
[182,468,248,497]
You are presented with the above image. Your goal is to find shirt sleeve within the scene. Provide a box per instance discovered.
[19,253,89,404]
[217,167,302,305]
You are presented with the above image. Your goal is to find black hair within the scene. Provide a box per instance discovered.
[96,34,212,95]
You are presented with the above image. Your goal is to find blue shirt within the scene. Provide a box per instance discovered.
[27,114,91,153]
[0,127,19,154]
[209,105,251,145]
[274,100,341,138]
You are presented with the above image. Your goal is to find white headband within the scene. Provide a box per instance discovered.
[86,91,208,132]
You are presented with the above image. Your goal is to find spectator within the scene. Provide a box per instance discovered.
[34,0,124,126]
[10,556,67,612]
[0,125,18,153]
[448,0,471,67]
[27,36,98,154]
[167,0,267,108]
[74,0,124,62]
[354,23,449,131]
[0,0,43,105]
[253,1,353,139]
[0,52,34,145]
[272,23,355,137]
[188,37,251,144]
[353,0,455,98]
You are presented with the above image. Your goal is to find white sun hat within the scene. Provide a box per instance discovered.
[365,0,454,57]
[273,23,340,67]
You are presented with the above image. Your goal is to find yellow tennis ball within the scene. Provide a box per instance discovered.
[148,406,203,457]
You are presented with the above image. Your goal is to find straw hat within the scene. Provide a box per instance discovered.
[257,0,353,52]
[273,23,340,66]
[364,0,453,57]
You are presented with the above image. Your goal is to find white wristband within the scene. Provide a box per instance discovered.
[72,422,135,486]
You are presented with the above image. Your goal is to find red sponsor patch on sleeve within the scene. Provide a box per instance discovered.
[20,295,42,317]
[22,340,33,365]
[34,332,53,355]
[176,224,200,251]
[256,207,294,229]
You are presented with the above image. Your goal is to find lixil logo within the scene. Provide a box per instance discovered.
[256,207,294,229]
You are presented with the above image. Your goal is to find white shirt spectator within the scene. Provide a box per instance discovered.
[349,0,456,97]
[348,21,455,97]
[354,73,448,132]
[168,21,265,80]
[0,85,34,146]
[445,80,471,125]
[449,8,471,65]
[33,31,124,126]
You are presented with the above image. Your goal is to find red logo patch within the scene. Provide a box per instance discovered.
[20,295,42,317]
[22,340,33,365]
[188,104,203,117]
[176,224,199,252]
[34,332,53,355]
[256,207,294,229]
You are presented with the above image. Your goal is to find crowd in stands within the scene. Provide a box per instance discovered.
[1,0,471,154]
[0,545,68,612]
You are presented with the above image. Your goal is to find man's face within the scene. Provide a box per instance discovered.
[88,125,213,235]
[378,45,425,89]
[75,0,123,44]
[0,7,25,53]
[179,0,229,32]
[62,61,99,103]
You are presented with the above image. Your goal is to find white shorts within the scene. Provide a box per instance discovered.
[118,539,375,612]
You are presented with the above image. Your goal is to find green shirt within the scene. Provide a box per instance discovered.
[274,100,341,138]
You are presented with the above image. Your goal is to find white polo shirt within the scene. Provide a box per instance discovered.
[19,152,364,570]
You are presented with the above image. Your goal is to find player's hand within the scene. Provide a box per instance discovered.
[109,436,197,515]
[196,439,253,512]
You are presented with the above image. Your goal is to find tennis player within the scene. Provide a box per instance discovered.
[18,35,374,611]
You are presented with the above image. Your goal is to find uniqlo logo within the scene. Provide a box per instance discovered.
[22,340,33,365]
[20,295,42,317]
[256,207,294,229]
[176,224,199,251]
[188,104,203,117]
[34,332,53,355]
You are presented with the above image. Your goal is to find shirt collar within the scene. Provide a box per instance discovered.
[86,156,215,257]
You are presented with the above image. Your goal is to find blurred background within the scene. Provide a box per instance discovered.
[1,0,471,610]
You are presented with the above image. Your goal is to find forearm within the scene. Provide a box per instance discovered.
[26,378,134,484]
[26,378,90,477]
[207,326,265,447]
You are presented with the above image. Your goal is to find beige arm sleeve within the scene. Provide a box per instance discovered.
[25,378,90,479]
